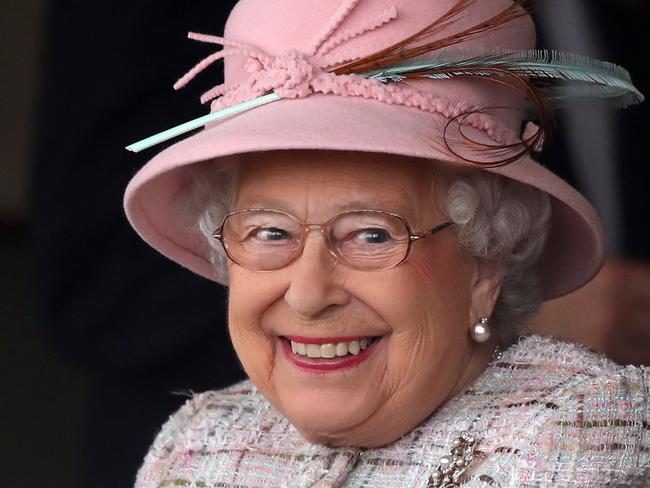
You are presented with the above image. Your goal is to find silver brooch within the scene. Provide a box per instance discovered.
[427,431,476,487]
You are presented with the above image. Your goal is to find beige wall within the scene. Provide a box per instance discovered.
[0,0,47,222]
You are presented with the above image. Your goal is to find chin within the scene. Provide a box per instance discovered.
[273,381,380,446]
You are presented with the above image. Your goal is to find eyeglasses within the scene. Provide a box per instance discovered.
[212,208,453,272]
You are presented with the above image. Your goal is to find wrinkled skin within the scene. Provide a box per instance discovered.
[227,150,502,447]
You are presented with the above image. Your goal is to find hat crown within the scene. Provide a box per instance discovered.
[222,0,536,132]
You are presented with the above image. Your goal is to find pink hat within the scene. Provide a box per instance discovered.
[124,0,643,299]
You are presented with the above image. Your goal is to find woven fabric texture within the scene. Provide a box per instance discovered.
[135,335,649,487]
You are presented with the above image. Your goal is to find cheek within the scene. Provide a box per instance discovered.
[363,242,472,388]
[227,267,284,387]
[384,243,471,337]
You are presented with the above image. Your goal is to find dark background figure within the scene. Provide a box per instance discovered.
[1,0,647,487]
[531,0,650,364]
[31,1,242,487]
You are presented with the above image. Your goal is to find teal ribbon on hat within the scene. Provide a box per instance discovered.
[125,93,281,153]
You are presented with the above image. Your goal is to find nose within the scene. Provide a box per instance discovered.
[283,231,350,319]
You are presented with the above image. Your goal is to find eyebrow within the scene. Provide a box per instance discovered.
[236,197,410,215]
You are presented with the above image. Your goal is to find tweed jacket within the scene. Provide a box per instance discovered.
[135,336,649,487]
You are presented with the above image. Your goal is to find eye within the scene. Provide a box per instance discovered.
[253,227,292,241]
[354,228,392,244]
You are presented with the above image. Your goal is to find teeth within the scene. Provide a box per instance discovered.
[320,344,337,358]
[289,338,375,358]
[306,344,321,358]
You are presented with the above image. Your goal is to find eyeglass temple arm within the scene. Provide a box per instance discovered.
[409,222,454,241]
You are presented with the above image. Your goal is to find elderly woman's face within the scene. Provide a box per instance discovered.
[227,150,496,447]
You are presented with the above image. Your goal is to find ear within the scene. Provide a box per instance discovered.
[468,259,503,325]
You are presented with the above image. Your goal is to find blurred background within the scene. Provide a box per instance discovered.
[1,1,648,487]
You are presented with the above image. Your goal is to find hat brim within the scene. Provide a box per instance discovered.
[124,94,605,300]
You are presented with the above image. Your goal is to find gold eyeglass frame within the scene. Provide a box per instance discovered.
[211,208,453,272]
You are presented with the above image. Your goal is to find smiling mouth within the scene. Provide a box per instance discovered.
[280,335,382,372]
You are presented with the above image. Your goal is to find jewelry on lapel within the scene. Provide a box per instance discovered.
[427,432,476,488]
[491,344,503,362]
[470,317,491,343]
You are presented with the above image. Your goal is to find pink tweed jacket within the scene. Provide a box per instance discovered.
[135,336,649,487]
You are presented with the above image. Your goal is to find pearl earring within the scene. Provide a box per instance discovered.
[470,317,491,343]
